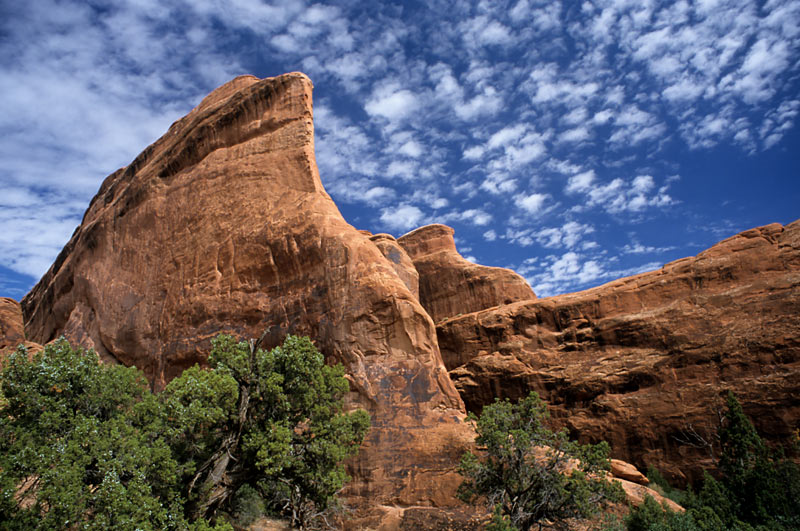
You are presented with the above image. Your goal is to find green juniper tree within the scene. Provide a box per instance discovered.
[458,391,624,531]
[0,334,370,530]
[623,392,800,531]
[0,339,190,530]
[164,334,371,529]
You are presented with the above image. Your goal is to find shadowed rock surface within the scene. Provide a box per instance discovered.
[440,220,800,485]
[398,224,536,323]
[20,73,474,516]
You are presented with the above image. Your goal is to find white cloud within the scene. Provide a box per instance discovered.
[364,85,419,123]
[569,174,676,215]
[515,193,549,215]
[438,208,493,227]
[488,124,527,150]
[559,126,590,143]
[398,139,423,158]
[621,241,676,254]
[463,145,485,160]
[520,250,664,297]
[380,204,426,231]
[504,221,594,249]
[565,170,596,194]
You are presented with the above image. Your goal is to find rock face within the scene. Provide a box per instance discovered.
[0,297,41,362]
[398,224,536,323]
[21,73,474,514]
[0,298,26,351]
[370,233,419,300]
[440,221,800,485]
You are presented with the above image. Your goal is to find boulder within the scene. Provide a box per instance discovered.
[441,221,800,484]
[21,72,474,513]
[398,224,536,323]
[611,459,649,485]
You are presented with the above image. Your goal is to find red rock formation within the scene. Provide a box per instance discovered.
[20,73,474,516]
[0,298,42,362]
[0,298,25,351]
[370,233,419,300]
[611,459,649,485]
[397,224,536,323]
[440,221,800,485]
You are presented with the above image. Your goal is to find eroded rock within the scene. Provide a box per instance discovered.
[370,233,419,300]
[441,221,800,485]
[21,73,474,513]
[398,224,536,323]
[0,298,25,351]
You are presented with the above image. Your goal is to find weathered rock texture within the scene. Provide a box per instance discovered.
[398,224,536,323]
[370,233,419,300]
[440,221,800,485]
[0,298,25,351]
[21,73,474,515]
[0,298,41,362]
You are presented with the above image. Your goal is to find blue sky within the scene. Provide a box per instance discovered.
[1,0,798,300]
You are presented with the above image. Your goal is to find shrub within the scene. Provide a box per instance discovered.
[458,391,624,530]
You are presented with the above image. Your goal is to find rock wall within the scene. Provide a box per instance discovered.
[439,221,800,484]
[20,73,474,515]
[0,298,26,351]
[369,233,419,300]
[398,224,536,323]
[0,297,42,361]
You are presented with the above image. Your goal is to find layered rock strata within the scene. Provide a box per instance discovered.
[398,224,536,323]
[20,73,474,515]
[440,221,800,484]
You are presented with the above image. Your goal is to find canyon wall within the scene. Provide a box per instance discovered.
[437,221,800,484]
[20,73,475,521]
[13,70,799,521]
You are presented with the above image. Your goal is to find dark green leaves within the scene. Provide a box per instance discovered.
[0,334,370,530]
[0,340,184,530]
[458,391,623,530]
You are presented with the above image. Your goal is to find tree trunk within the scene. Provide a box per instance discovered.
[188,334,265,521]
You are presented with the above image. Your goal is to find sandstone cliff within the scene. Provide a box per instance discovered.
[439,221,800,484]
[15,69,795,522]
[0,297,42,361]
[398,224,536,323]
[20,73,474,519]
[0,298,25,351]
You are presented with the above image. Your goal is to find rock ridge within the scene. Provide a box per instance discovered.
[398,224,536,323]
[20,72,474,517]
[439,219,800,484]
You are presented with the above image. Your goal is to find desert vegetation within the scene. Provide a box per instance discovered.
[604,392,800,531]
[457,391,625,530]
[0,335,370,530]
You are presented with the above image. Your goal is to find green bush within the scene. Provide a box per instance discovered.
[458,391,624,530]
[629,392,800,531]
[0,335,370,530]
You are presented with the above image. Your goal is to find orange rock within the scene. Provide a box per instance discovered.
[441,220,800,485]
[611,459,649,485]
[616,479,683,512]
[0,298,25,350]
[370,233,419,299]
[0,298,43,363]
[21,73,474,513]
[398,224,536,323]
